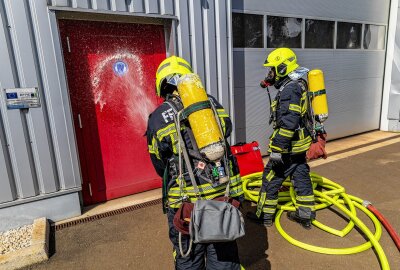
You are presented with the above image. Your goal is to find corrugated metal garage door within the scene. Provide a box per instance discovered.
[232,0,390,154]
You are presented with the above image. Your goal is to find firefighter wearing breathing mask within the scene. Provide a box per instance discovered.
[146,56,244,269]
[246,48,316,229]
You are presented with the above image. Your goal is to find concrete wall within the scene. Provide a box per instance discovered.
[232,0,390,154]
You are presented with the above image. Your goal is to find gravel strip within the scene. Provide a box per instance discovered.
[0,224,33,255]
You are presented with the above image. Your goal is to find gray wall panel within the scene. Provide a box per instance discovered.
[96,0,110,10]
[31,0,81,190]
[76,0,90,9]
[161,0,174,15]
[232,0,390,24]
[0,112,14,203]
[130,0,145,13]
[115,0,129,12]
[174,0,191,64]
[202,0,218,98]
[215,0,230,112]
[48,12,81,189]
[1,0,37,199]
[145,0,160,14]
[388,6,400,121]
[188,0,205,83]
[14,0,59,194]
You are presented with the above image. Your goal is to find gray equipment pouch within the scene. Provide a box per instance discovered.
[190,199,245,243]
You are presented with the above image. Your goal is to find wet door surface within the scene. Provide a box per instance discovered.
[59,20,165,205]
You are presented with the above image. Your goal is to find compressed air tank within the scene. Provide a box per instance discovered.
[177,73,225,162]
[308,69,329,123]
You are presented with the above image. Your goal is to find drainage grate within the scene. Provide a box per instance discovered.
[54,198,162,231]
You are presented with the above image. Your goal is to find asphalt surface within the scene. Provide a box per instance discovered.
[25,142,400,270]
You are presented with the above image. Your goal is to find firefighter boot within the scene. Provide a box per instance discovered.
[287,211,312,230]
[246,212,274,227]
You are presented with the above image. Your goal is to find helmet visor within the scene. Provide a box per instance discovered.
[165,74,181,87]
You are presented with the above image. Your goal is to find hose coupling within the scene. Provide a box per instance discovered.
[362,200,372,208]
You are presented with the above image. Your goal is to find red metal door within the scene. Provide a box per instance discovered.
[59,20,165,205]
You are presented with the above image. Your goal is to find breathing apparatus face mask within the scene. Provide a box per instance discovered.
[161,74,181,97]
[260,67,276,88]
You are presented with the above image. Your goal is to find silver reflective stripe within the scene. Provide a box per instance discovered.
[157,62,170,74]
[178,62,192,71]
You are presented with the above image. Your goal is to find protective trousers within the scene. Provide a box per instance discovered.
[256,153,315,220]
[167,209,241,270]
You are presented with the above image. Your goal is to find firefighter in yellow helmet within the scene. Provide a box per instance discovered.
[247,48,316,229]
[146,56,244,269]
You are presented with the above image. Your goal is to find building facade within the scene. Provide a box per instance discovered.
[0,0,398,231]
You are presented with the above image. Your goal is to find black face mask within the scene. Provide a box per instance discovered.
[264,67,276,85]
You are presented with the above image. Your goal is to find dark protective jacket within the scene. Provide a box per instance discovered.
[146,95,243,209]
[269,78,312,154]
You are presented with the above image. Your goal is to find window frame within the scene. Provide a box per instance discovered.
[231,10,387,52]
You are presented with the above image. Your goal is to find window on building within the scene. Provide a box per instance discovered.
[232,13,264,48]
[364,25,386,50]
[305,19,334,48]
[337,22,362,49]
[267,16,302,48]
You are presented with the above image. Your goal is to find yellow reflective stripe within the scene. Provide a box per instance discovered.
[278,128,295,138]
[156,123,176,138]
[256,192,266,216]
[271,100,277,111]
[266,170,275,181]
[291,136,312,147]
[168,175,241,196]
[296,195,315,202]
[167,181,243,208]
[151,137,160,159]
[289,103,301,113]
[217,108,229,118]
[148,144,154,153]
[299,129,305,140]
[262,207,276,214]
[170,134,178,154]
[269,143,283,153]
[265,199,278,205]
[301,92,308,115]
[220,116,226,134]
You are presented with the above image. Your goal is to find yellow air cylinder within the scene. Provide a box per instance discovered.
[308,69,329,123]
[177,73,225,162]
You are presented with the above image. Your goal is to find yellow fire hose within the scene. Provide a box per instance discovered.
[242,172,391,270]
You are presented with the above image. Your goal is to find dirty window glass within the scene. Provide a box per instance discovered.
[337,22,362,49]
[267,16,302,48]
[364,25,386,50]
[232,13,264,48]
[305,19,334,48]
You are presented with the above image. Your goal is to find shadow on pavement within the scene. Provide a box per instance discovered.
[238,201,271,270]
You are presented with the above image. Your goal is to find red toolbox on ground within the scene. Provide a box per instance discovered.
[231,141,265,176]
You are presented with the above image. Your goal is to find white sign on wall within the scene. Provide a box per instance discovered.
[4,87,41,109]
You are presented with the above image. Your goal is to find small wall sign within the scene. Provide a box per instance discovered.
[4,87,41,109]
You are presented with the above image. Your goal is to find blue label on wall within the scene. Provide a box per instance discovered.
[6,92,18,99]
[113,61,128,76]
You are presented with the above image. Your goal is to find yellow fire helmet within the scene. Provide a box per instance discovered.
[263,48,299,78]
[155,56,192,97]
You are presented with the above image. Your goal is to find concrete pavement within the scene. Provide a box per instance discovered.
[24,131,400,270]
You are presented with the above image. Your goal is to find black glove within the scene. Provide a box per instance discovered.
[269,152,283,166]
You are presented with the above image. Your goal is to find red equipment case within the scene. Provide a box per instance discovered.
[231,141,265,176]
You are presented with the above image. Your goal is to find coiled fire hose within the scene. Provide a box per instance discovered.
[242,172,400,270]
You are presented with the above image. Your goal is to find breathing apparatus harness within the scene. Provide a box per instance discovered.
[163,95,232,258]
[260,70,324,142]
[163,95,231,206]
